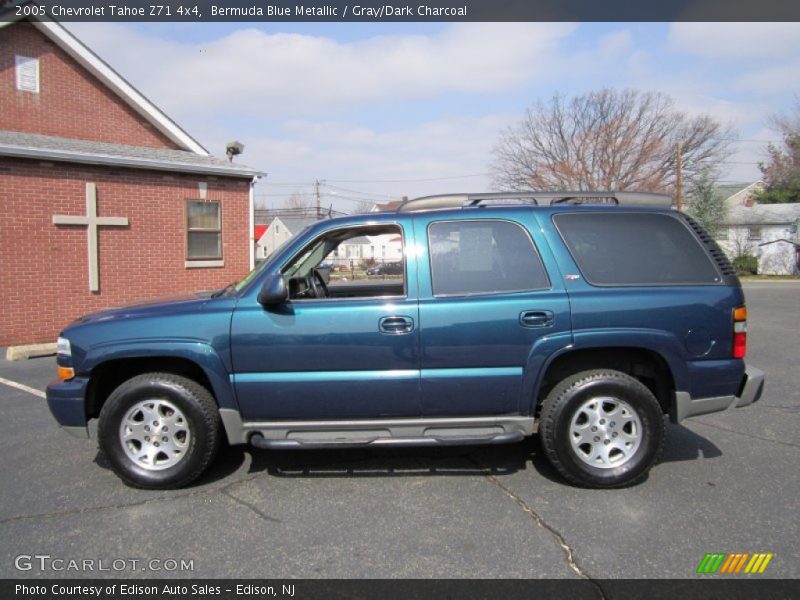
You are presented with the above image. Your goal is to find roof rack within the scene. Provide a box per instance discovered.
[396,191,673,212]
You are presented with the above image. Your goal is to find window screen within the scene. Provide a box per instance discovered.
[15,56,39,93]
[428,220,549,296]
[186,201,222,260]
[554,212,721,285]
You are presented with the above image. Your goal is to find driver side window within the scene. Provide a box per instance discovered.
[282,224,406,301]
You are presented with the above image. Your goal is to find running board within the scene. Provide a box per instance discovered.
[218,409,535,447]
[249,430,525,450]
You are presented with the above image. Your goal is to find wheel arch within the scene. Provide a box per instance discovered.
[83,344,236,420]
[531,341,682,417]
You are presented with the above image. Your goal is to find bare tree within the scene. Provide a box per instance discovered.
[349,199,376,214]
[284,192,313,211]
[755,95,800,204]
[491,89,735,192]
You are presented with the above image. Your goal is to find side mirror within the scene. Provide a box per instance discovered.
[257,273,288,307]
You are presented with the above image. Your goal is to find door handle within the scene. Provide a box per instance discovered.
[379,316,414,335]
[519,310,554,328]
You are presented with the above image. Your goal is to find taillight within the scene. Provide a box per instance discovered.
[733,306,747,359]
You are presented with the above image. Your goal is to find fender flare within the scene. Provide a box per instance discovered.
[523,328,687,414]
[81,339,238,411]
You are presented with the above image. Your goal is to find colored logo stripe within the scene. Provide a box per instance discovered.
[697,552,773,574]
[697,553,726,573]
[744,553,774,574]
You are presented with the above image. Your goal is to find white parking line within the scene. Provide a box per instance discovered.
[0,376,46,399]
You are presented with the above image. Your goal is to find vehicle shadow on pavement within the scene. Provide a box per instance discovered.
[93,422,722,488]
[660,422,723,463]
[215,439,537,481]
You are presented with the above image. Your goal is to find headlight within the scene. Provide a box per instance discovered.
[56,337,72,357]
[56,337,74,380]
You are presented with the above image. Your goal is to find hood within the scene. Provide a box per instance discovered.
[71,290,216,326]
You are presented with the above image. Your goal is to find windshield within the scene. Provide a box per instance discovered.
[232,232,300,292]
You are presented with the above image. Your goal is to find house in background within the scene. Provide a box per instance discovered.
[370,199,405,212]
[255,215,319,260]
[329,234,404,266]
[721,181,765,209]
[0,14,261,347]
[254,224,269,260]
[715,182,800,275]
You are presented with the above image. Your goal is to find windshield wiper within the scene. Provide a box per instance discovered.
[210,283,235,298]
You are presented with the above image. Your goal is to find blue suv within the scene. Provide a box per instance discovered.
[46,192,764,489]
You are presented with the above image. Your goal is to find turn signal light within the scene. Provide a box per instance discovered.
[733,306,747,359]
[57,366,75,380]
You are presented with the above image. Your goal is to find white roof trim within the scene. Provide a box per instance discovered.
[0,143,262,178]
[5,16,209,155]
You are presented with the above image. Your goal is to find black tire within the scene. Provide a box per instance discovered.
[98,372,221,489]
[539,369,665,488]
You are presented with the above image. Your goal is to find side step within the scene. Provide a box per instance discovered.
[250,430,525,450]
[218,409,535,448]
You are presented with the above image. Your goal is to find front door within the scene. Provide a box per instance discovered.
[230,220,420,421]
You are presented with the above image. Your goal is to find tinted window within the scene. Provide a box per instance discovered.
[554,212,721,285]
[428,220,549,296]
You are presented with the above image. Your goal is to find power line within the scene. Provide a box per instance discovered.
[711,137,781,144]
[324,183,391,199]
[325,172,490,184]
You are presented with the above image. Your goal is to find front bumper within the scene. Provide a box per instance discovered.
[673,365,765,423]
[46,376,90,438]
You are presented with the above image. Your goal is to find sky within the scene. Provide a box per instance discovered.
[66,21,800,213]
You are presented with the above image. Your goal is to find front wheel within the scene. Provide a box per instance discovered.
[539,369,665,488]
[98,373,221,489]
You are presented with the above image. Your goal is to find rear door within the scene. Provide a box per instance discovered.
[413,209,572,417]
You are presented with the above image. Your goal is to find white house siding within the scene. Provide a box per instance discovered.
[716,203,800,275]
[328,234,403,265]
[256,217,293,259]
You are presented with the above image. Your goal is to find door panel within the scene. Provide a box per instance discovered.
[230,219,420,421]
[414,211,572,417]
[231,298,421,421]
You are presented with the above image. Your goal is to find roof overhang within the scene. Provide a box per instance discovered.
[0,143,264,178]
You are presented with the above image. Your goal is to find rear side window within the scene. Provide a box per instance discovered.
[554,212,721,286]
[428,220,549,296]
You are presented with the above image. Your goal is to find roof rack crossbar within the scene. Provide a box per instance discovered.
[396,191,673,212]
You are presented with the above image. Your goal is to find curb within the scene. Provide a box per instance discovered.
[5,343,57,361]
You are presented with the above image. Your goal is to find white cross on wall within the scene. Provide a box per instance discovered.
[52,182,129,292]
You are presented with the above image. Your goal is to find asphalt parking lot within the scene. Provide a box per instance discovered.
[0,281,797,582]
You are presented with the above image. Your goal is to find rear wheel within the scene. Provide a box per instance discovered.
[98,373,220,489]
[539,369,665,488]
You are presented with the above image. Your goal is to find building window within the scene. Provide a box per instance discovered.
[747,226,762,241]
[186,201,222,260]
[15,56,39,93]
[714,228,729,241]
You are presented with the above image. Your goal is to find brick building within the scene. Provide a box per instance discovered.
[0,16,261,347]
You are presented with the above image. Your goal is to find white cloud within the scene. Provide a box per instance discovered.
[68,23,576,119]
[244,115,508,207]
[735,60,800,95]
[667,23,800,60]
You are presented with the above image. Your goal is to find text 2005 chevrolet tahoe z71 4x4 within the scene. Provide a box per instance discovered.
[46,192,765,489]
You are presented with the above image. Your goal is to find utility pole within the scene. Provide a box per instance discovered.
[313,179,321,219]
[675,142,683,211]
